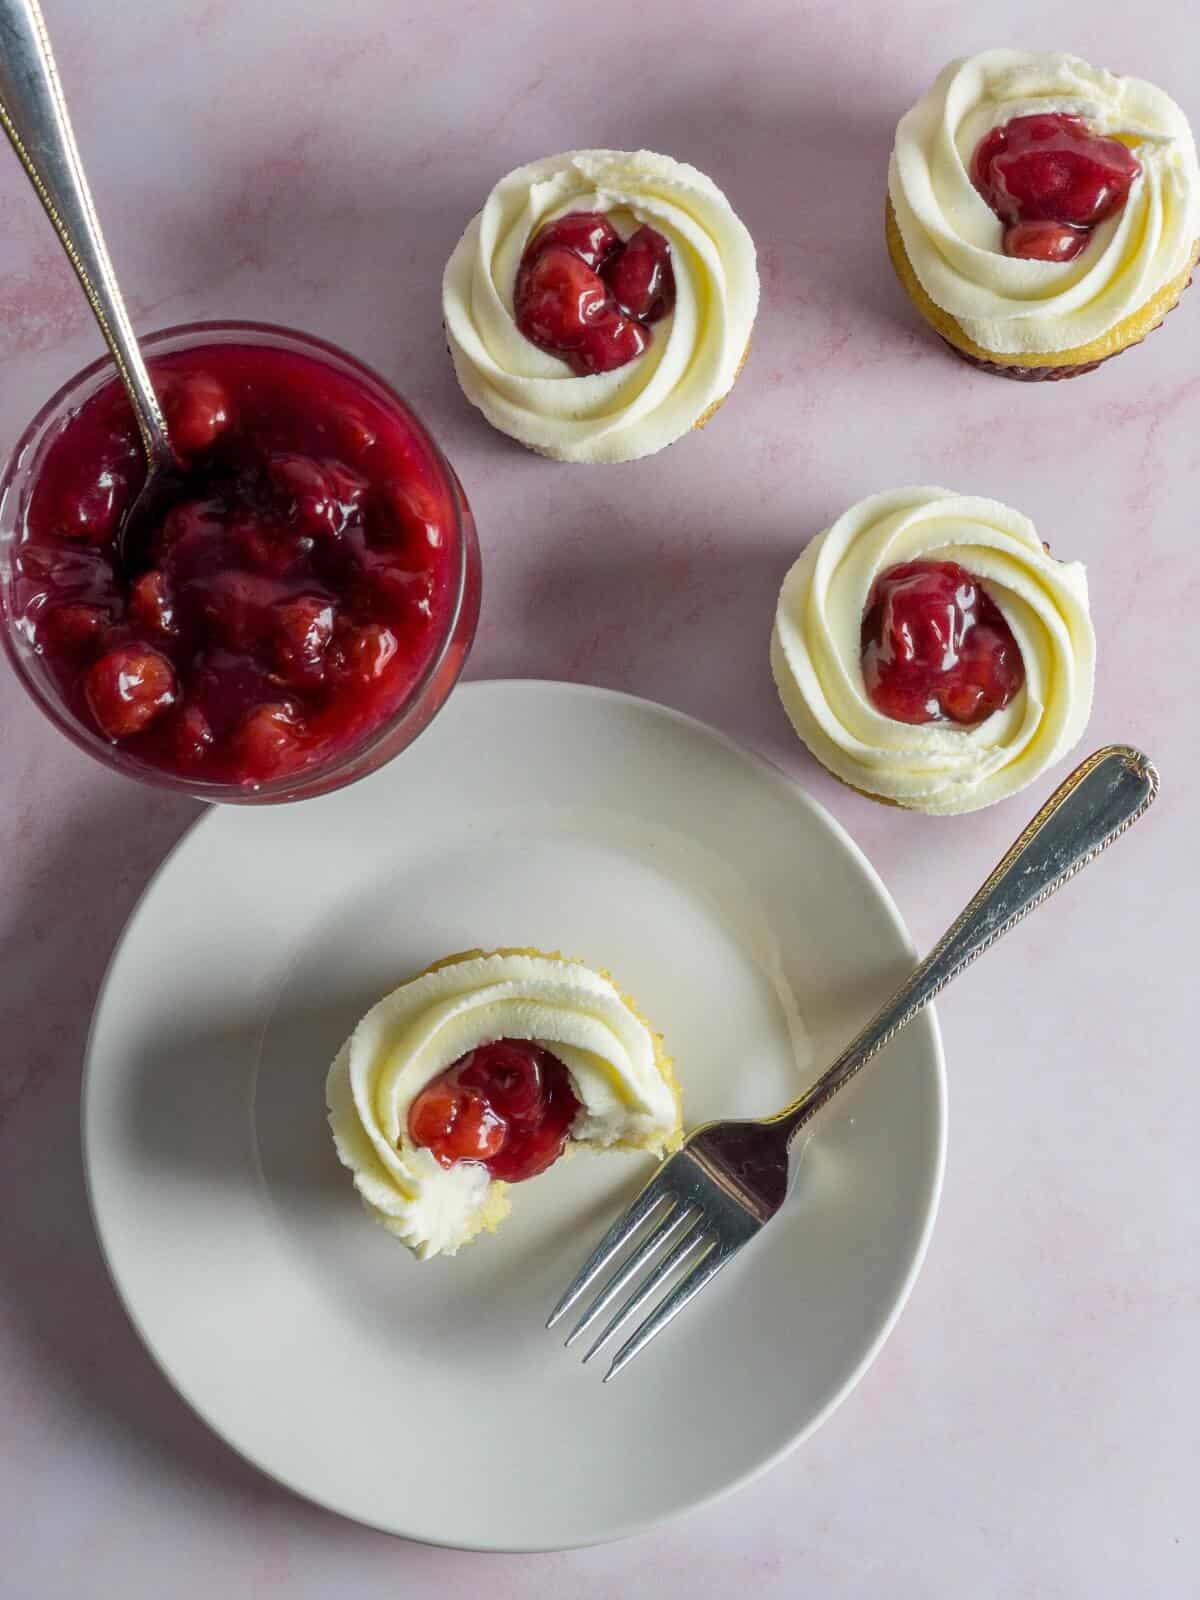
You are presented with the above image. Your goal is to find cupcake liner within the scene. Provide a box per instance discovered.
[939,341,1105,382]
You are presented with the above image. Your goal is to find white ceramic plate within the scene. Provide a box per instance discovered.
[84,680,945,1551]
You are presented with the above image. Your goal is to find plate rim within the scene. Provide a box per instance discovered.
[81,677,948,1551]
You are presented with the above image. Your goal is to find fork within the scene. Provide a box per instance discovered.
[548,744,1159,1381]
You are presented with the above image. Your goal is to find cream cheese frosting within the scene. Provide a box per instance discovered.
[771,487,1095,814]
[888,50,1200,354]
[442,149,759,463]
[326,951,679,1259]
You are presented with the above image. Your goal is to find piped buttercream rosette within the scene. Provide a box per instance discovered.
[771,487,1096,814]
[327,949,680,1259]
[442,149,758,462]
[888,50,1200,365]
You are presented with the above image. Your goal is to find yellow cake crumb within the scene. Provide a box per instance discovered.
[886,199,1198,370]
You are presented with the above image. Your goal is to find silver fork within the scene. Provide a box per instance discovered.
[548,745,1159,1381]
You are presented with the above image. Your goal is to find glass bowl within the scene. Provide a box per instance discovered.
[0,321,481,803]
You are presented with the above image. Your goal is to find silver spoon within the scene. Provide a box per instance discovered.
[0,0,184,565]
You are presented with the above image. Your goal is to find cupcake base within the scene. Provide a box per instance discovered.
[939,341,1103,382]
[886,200,1199,380]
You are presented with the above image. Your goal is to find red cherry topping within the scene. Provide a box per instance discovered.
[408,1081,507,1167]
[514,211,674,375]
[234,517,314,575]
[18,345,462,786]
[604,225,676,323]
[407,1039,581,1182]
[40,602,111,654]
[329,620,399,686]
[531,211,622,271]
[860,561,1025,726]
[515,246,649,375]
[84,643,178,738]
[161,371,231,455]
[358,552,435,621]
[972,113,1141,261]
[267,454,366,537]
[152,496,225,565]
[1001,219,1088,262]
[232,700,304,778]
[337,409,378,458]
[171,701,216,766]
[268,595,335,687]
[192,570,278,652]
[517,246,606,345]
[187,650,276,739]
[458,1040,547,1119]
[387,478,448,547]
[53,462,134,545]
[128,569,177,637]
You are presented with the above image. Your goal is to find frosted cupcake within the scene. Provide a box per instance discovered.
[326,949,681,1259]
[887,51,1200,378]
[771,487,1096,814]
[442,150,759,461]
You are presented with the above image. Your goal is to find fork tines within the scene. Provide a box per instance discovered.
[546,1152,753,1381]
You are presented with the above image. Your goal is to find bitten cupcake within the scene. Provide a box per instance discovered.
[326,948,681,1259]
[770,487,1096,814]
[887,51,1200,378]
[442,150,759,461]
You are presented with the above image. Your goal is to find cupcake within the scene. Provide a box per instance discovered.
[887,51,1200,378]
[326,948,681,1259]
[442,149,758,461]
[770,487,1096,814]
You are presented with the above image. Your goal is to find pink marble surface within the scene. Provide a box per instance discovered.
[1,1,1197,1593]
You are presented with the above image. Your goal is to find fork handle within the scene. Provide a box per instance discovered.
[770,745,1159,1144]
[0,0,172,469]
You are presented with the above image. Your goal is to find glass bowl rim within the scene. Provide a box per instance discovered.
[0,319,476,802]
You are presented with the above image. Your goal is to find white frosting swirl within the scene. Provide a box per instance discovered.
[326,952,678,1258]
[770,487,1095,815]
[889,50,1200,354]
[442,149,758,463]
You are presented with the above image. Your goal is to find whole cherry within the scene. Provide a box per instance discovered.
[408,1039,581,1182]
[972,112,1141,262]
[514,211,675,375]
[860,560,1025,726]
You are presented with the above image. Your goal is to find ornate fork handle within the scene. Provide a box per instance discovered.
[771,745,1159,1143]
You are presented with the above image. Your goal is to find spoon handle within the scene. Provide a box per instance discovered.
[0,0,173,467]
[772,745,1160,1141]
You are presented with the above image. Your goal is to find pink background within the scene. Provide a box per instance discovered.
[2,1,1197,1594]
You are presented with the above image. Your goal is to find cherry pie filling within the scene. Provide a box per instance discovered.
[971,112,1141,262]
[860,560,1025,726]
[513,210,676,374]
[408,1039,582,1183]
[13,343,462,784]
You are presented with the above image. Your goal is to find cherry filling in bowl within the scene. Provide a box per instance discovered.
[860,560,1025,726]
[971,113,1141,262]
[514,210,676,374]
[1,325,479,797]
[408,1040,582,1183]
